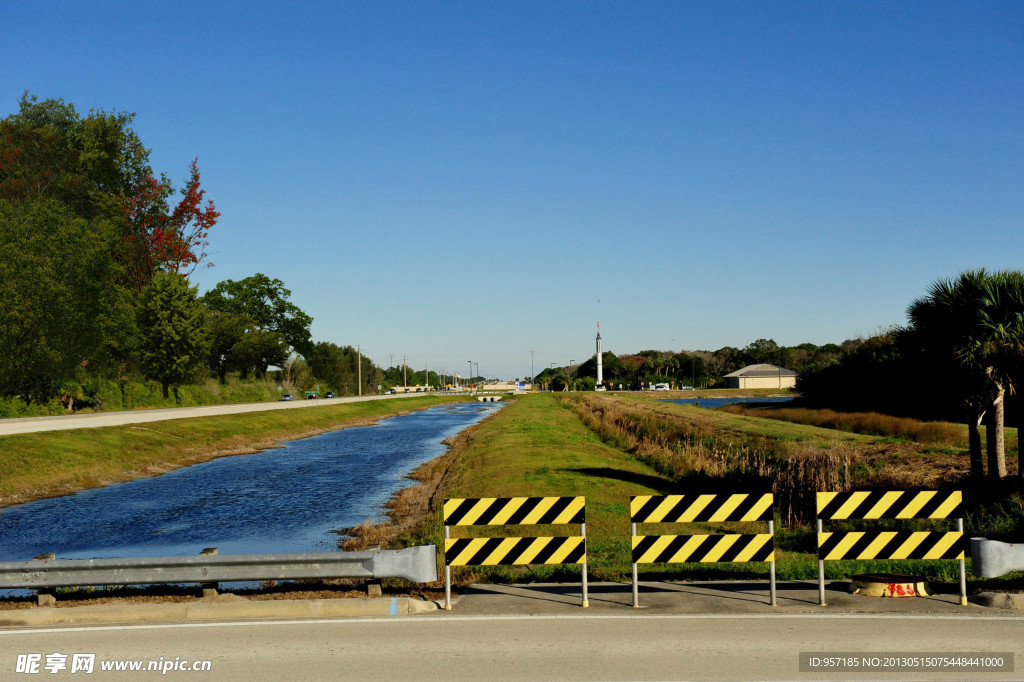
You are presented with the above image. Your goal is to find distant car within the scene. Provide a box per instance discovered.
[324,391,335,398]
[653,383,670,391]
[280,394,292,401]
[679,385,694,391]
[595,385,607,391]
[387,388,396,394]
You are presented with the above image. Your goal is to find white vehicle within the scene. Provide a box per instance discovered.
[653,383,670,391]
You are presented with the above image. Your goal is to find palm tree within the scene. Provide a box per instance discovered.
[907,270,994,478]
[908,269,1024,479]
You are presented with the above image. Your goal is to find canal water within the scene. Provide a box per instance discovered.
[0,401,503,563]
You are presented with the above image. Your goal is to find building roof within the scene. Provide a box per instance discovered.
[723,363,797,378]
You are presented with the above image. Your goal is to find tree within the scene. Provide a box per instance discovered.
[202,274,313,357]
[206,311,255,383]
[0,198,125,401]
[136,272,208,399]
[231,329,289,380]
[906,269,1024,479]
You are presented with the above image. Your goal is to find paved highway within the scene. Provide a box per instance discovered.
[0,393,422,436]
[2,612,1021,680]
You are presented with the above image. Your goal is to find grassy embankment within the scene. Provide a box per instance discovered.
[391,392,1022,587]
[0,395,460,509]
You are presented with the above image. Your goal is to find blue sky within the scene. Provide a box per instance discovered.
[4,1,1022,380]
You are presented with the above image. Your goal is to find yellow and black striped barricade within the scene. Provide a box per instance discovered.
[815,490,966,606]
[630,493,776,607]
[443,496,587,610]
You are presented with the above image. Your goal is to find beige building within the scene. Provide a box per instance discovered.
[723,364,797,389]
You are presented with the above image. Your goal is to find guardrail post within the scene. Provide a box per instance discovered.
[35,553,57,606]
[199,547,218,598]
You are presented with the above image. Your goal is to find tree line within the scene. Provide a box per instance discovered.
[0,94,383,413]
[798,269,1024,481]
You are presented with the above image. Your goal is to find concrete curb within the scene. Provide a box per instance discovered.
[0,597,438,627]
[969,592,1024,610]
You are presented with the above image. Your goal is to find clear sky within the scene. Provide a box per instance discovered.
[4,1,1022,380]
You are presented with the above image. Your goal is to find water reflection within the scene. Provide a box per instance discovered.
[0,402,502,560]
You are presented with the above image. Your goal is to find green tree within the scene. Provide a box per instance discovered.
[202,274,313,357]
[906,269,1024,479]
[136,272,208,399]
[206,311,255,383]
[0,198,125,401]
[232,329,289,380]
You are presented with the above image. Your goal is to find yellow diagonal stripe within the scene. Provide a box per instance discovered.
[477,537,521,565]
[708,495,745,522]
[896,491,935,519]
[890,531,929,559]
[733,534,772,562]
[554,497,586,524]
[861,531,898,559]
[820,531,864,560]
[631,496,652,517]
[671,535,710,563]
[546,537,585,564]
[521,497,557,524]
[816,492,837,514]
[680,495,716,522]
[927,532,964,559]
[447,537,491,566]
[513,537,550,565]
[930,492,962,519]
[863,491,903,519]
[834,491,871,519]
[636,535,677,564]
[700,534,739,562]
[460,498,497,525]
[744,494,774,522]
[650,495,685,523]
[443,498,464,521]
[488,498,527,526]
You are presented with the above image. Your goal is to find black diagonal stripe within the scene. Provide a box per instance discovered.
[850,491,890,519]
[728,494,773,521]
[496,538,535,565]
[654,535,695,563]
[632,496,667,523]
[444,538,473,564]
[464,537,507,565]
[535,496,573,525]
[503,498,537,525]
[818,491,879,519]
[913,492,961,519]
[529,538,565,564]
[631,535,662,562]
[444,499,477,525]
[472,498,511,525]
[903,532,963,560]
[716,536,762,562]
[818,532,871,559]
[563,540,586,564]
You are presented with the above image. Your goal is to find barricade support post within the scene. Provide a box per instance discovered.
[630,493,776,607]
[815,490,966,606]
[442,496,587,610]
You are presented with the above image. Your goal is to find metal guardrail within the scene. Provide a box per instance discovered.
[0,546,438,595]
[970,537,1024,578]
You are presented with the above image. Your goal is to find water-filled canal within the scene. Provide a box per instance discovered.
[0,401,503,562]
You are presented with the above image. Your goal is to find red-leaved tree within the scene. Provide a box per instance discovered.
[123,158,219,290]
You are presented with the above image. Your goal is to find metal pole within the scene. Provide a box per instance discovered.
[768,519,777,607]
[631,521,639,608]
[444,524,452,610]
[817,517,826,606]
[958,517,968,606]
[581,521,589,608]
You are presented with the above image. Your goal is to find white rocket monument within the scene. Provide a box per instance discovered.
[596,321,603,387]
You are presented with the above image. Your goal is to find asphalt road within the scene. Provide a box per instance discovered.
[2,612,1021,681]
[0,393,422,436]
[2,583,1022,680]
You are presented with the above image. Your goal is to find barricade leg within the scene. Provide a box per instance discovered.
[444,524,452,610]
[768,520,776,606]
[816,518,826,606]
[631,522,639,608]
[958,518,967,606]
[581,522,589,608]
